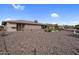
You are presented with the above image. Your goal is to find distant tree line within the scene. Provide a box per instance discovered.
[75,24,79,30]
[44,24,62,32]
[63,25,74,29]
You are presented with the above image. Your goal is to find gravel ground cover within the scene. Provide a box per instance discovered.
[0,30,79,55]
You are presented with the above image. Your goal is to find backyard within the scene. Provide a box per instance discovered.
[0,30,79,55]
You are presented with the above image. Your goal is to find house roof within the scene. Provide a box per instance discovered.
[2,20,46,26]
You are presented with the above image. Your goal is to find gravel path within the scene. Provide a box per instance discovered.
[0,30,79,55]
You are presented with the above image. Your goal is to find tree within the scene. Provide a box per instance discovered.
[54,24,59,30]
[34,20,38,23]
[44,24,54,32]
[64,25,69,29]
[44,24,59,32]
[75,24,79,30]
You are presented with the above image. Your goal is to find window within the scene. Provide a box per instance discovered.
[11,27,16,29]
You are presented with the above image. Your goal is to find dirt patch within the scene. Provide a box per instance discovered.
[0,31,79,55]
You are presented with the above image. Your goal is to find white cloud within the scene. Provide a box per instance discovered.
[52,22,57,24]
[0,22,1,25]
[71,21,79,25]
[61,21,79,25]
[72,21,78,24]
[51,13,59,18]
[4,18,12,21]
[4,18,16,21]
[12,4,25,10]
[0,18,16,25]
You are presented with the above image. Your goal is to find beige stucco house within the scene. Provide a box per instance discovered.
[2,20,47,31]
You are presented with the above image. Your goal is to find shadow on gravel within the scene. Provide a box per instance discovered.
[67,33,79,39]
[0,32,9,37]
[72,48,79,55]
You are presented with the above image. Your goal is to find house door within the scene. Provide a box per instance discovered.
[17,24,24,31]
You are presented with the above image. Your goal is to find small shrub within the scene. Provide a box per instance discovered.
[44,28,53,32]
[75,24,79,30]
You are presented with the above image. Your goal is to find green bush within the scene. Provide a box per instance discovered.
[44,24,60,32]
[75,24,79,30]
[44,28,51,32]
[54,24,59,30]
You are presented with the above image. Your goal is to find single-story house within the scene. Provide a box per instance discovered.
[2,20,47,31]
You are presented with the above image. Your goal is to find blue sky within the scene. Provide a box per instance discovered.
[0,4,79,25]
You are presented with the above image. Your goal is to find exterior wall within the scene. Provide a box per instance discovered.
[24,24,42,31]
[6,23,16,31]
[5,22,42,31]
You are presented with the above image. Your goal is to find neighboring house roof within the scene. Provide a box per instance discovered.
[2,20,46,26]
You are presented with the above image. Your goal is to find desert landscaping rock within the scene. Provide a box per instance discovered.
[0,30,79,55]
